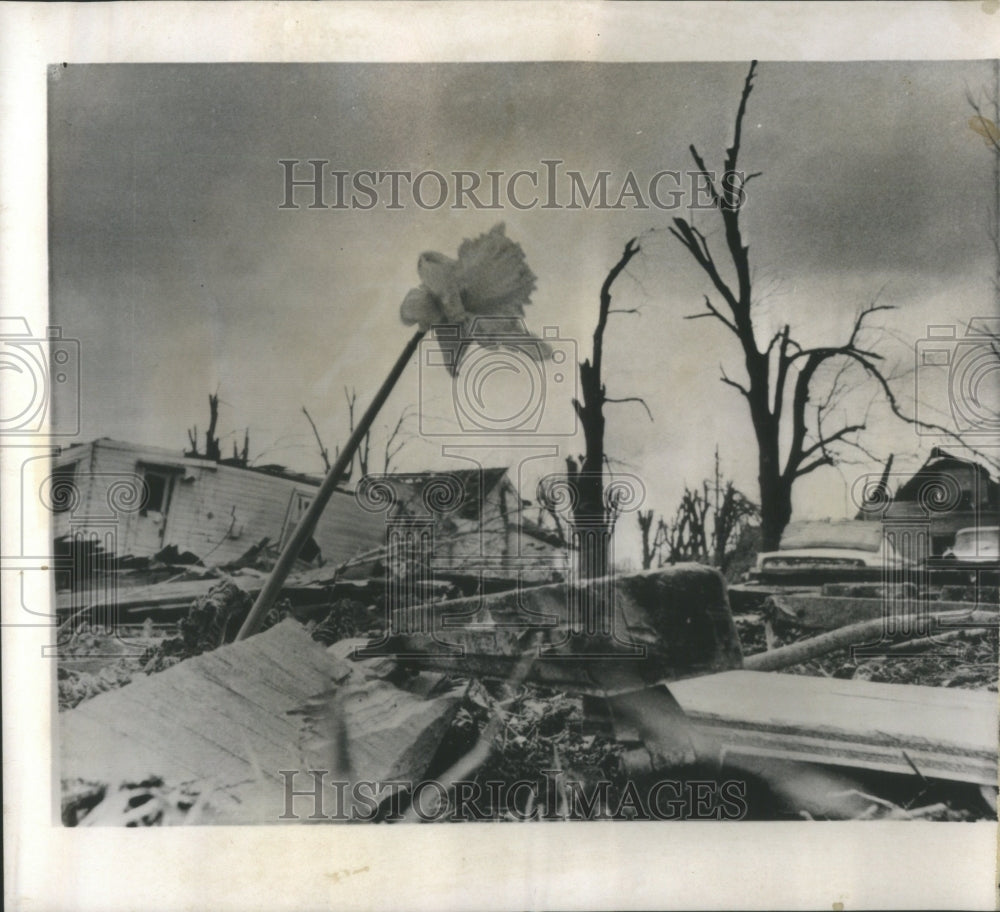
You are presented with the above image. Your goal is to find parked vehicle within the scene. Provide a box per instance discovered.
[927,525,999,586]
[750,520,910,585]
[941,526,999,563]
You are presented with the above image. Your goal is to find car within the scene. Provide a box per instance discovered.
[927,525,999,586]
[941,526,999,563]
[750,520,910,585]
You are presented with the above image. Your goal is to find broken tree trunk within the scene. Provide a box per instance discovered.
[370,564,743,695]
[745,608,998,672]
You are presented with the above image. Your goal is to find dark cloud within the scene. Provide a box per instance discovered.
[47,61,996,500]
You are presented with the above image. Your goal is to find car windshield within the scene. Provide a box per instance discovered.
[954,528,998,553]
[778,521,883,553]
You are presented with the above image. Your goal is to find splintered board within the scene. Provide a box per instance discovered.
[58,619,459,822]
[669,670,999,786]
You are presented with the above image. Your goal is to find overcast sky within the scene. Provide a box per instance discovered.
[48,60,997,554]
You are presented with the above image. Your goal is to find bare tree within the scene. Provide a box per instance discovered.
[671,61,989,550]
[564,238,648,579]
[711,476,759,570]
[637,509,656,570]
[638,450,758,572]
[302,406,331,472]
[662,485,711,564]
[304,390,413,480]
[382,405,414,475]
[230,428,250,467]
[338,387,364,480]
[186,391,222,461]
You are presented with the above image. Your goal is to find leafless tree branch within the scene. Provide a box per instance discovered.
[302,406,331,473]
[604,396,654,422]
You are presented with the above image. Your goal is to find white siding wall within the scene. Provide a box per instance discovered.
[53,441,386,567]
[51,441,564,573]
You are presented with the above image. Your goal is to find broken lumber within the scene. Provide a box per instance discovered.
[57,576,233,616]
[59,619,459,823]
[669,669,998,786]
[374,565,743,695]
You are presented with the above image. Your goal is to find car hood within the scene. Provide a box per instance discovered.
[756,547,905,569]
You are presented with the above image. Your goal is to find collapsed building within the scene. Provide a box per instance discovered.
[48,438,568,589]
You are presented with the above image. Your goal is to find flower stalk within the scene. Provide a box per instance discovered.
[235,328,426,640]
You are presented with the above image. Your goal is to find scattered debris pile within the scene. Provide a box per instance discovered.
[445,681,628,819]
[57,564,999,824]
[62,776,206,827]
[731,593,999,691]
[58,578,391,710]
[139,580,288,673]
[58,656,137,711]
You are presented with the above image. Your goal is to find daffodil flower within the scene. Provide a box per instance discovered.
[400,223,551,374]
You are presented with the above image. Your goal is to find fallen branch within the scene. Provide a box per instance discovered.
[743,610,997,672]
[879,628,978,656]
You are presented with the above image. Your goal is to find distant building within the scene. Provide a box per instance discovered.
[860,448,1000,555]
[355,466,570,586]
[48,439,568,586]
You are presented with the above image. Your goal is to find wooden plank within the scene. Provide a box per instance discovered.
[59,619,459,822]
[56,570,345,615]
[670,669,998,785]
[57,577,234,614]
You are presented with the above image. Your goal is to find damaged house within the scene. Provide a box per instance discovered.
[49,438,388,575]
[859,448,1000,555]
[50,439,568,590]
[365,467,570,588]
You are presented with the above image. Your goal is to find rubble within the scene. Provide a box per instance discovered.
[56,561,999,824]
[380,564,743,694]
[59,619,463,824]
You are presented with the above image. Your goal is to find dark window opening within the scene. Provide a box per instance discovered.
[141,470,173,516]
[300,536,321,564]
